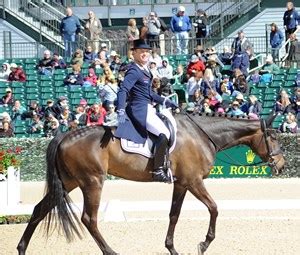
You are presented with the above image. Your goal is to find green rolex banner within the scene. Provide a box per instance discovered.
[210,145,271,178]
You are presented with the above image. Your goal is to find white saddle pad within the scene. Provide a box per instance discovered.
[121,109,177,158]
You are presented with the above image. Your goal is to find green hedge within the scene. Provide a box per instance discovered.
[0,134,298,181]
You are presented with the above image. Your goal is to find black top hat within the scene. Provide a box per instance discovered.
[132,39,151,50]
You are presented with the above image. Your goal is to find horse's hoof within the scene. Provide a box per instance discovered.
[197,242,206,255]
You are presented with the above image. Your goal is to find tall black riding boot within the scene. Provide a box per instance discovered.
[152,134,172,183]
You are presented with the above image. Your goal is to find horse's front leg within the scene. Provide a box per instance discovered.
[188,177,218,254]
[165,183,187,255]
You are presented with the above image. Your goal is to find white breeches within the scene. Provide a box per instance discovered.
[146,104,170,139]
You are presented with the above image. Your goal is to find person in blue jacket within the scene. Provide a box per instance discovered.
[115,39,178,183]
[270,23,284,61]
[170,6,192,55]
[60,7,81,58]
[283,2,300,46]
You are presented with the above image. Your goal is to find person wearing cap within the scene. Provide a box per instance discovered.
[186,54,205,77]
[193,9,208,46]
[115,39,178,183]
[270,23,284,61]
[0,63,11,81]
[227,100,245,116]
[231,30,253,54]
[60,7,81,58]
[170,5,192,55]
[260,55,280,76]
[7,63,26,82]
[0,87,14,106]
[146,11,161,49]
[85,11,102,53]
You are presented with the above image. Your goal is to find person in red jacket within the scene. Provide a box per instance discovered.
[86,101,107,126]
[186,54,205,77]
[7,63,26,82]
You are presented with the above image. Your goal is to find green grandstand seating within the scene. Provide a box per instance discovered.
[13,87,25,94]
[26,69,38,75]
[270,81,282,88]
[25,81,38,88]
[31,133,44,138]
[283,80,295,87]
[25,58,37,64]
[14,94,25,100]
[70,92,83,99]
[82,86,97,92]
[53,69,66,75]
[14,133,28,138]
[40,75,53,81]
[14,120,28,127]
[264,94,276,101]
[277,68,287,75]
[272,121,282,129]
[84,92,97,98]
[81,69,89,75]
[53,74,65,81]
[40,81,53,87]
[55,92,69,98]
[11,81,25,88]
[273,74,285,81]
[26,93,39,100]
[41,93,54,99]
[257,82,269,88]
[71,98,81,105]
[11,58,24,66]
[53,81,64,87]
[87,98,99,105]
[250,88,264,94]
[54,87,68,93]
[0,81,10,88]
[14,126,26,134]
[286,74,297,81]
[288,67,298,74]
[41,87,53,93]
[264,88,279,94]
[68,86,82,92]
[260,108,273,115]
[263,101,275,108]
[25,64,36,70]
[27,74,39,81]
[95,68,103,75]
[26,87,38,93]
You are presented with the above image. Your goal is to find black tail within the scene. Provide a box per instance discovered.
[44,132,83,241]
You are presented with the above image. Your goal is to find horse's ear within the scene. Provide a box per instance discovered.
[265,112,277,128]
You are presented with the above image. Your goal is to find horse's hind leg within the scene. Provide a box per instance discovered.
[165,183,187,255]
[17,193,56,255]
[81,178,117,255]
[188,178,218,255]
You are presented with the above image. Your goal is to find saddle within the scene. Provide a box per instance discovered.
[120,109,177,158]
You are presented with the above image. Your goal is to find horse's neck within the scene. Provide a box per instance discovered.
[200,117,261,152]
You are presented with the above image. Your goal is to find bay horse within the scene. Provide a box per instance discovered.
[17,113,285,255]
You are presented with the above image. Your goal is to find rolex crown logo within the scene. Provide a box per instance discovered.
[246,149,256,164]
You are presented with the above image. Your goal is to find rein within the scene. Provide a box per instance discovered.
[182,111,276,168]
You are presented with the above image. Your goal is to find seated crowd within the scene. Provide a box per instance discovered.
[0,38,299,138]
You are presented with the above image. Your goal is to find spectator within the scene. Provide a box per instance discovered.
[126,19,140,57]
[227,100,246,116]
[97,65,113,85]
[51,52,67,69]
[218,75,233,95]
[103,103,118,126]
[11,100,26,121]
[7,63,26,82]
[186,70,203,102]
[193,9,208,45]
[99,43,109,59]
[0,111,11,124]
[43,112,60,138]
[186,54,206,77]
[249,70,261,84]
[202,68,218,95]
[60,7,81,58]
[270,23,284,61]
[231,47,250,77]
[43,99,54,117]
[149,61,159,78]
[283,2,300,46]
[202,99,212,114]
[158,77,173,97]
[280,112,298,133]
[152,77,161,94]
[27,113,44,134]
[286,33,300,68]
[83,68,97,87]
[99,75,119,108]
[148,49,162,67]
[157,58,173,80]
[241,95,262,118]
[86,102,106,126]
[83,45,97,64]
[37,50,53,75]
[194,45,206,62]
[232,74,249,96]
[219,46,232,65]
[146,12,161,49]
[192,89,205,112]
[70,48,84,67]
[74,104,87,127]
[59,105,76,132]
[206,89,223,112]
[170,5,192,55]
[173,64,188,84]
[0,63,11,81]
[49,96,69,121]
[110,53,122,75]
[22,100,43,120]
[0,121,13,138]
[0,88,14,106]
[64,64,84,89]
[84,11,102,53]
[231,30,253,54]
[259,55,280,83]
[292,88,300,120]
[275,90,294,114]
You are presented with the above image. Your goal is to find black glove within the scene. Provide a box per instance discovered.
[165,99,178,109]
[117,109,126,124]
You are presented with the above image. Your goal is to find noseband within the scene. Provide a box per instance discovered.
[260,119,283,173]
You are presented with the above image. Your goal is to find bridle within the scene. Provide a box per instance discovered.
[183,111,283,172]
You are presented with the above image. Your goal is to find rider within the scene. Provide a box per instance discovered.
[115,39,178,183]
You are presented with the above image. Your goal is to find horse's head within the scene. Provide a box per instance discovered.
[250,114,285,175]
